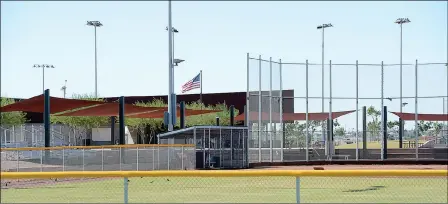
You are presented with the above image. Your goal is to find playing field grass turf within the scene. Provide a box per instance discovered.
[335,140,427,149]
[2,176,446,203]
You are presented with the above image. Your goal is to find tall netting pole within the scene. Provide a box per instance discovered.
[328,60,333,160]
[258,55,262,162]
[246,53,250,126]
[322,28,326,158]
[355,60,359,160]
[269,57,273,162]
[415,59,419,159]
[246,53,251,161]
[305,60,309,162]
[279,59,284,162]
[381,61,384,161]
[446,61,448,145]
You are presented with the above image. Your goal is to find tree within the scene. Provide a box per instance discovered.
[281,119,341,148]
[1,97,27,126]
[184,101,238,127]
[125,99,166,144]
[417,121,443,137]
[283,121,306,148]
[367,106,381,141]
[334,127,346,137]
[387,121,400,131]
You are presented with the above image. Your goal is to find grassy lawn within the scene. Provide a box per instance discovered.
[1,176,446,203]
[336,140,427,149]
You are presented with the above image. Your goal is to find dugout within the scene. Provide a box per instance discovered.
[157,126,249,169]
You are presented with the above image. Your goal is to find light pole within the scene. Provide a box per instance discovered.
[166,26,179,93]
[86,20,103,98]
[61,80,67,98]
[317,23,333,154]
[395,18,411,139]
[33,64,55,93]
[167,0,174,131]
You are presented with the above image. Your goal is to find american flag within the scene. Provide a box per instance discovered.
[181,73,201,93]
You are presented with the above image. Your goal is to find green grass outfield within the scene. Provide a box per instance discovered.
[336,140,427,149]
[2,176,447,203]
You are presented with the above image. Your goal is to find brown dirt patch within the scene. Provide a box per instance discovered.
[1,177,113,189]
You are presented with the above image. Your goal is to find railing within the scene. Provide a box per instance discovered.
[403,141,425,148]
[1,144,196,172]
[1,170,446,203]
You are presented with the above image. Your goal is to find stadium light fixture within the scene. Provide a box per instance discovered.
[86,21,103,27]
[395,18,411,24]
[166,27,179,33]
[173,58,185,66]
[86,20,103,98]
[317,23,333,29]
[33,64,55,92]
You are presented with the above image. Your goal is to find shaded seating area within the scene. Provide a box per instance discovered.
[390,111,448,159]
[1,92,221,147]
[2,94,221,118]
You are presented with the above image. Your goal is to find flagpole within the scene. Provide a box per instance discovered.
[200,70,203,104]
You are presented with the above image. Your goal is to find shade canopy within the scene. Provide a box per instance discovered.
[234,110,355,122]
[0,94,106,114]
[128,109,221,118]
[57,103,163,117]
[390,112,448,121]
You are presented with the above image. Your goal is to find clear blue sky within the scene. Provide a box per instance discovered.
[1,1,447,128]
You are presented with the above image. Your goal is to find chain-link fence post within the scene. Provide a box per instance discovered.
[82,148,85,171]
[31,124,35,145]
[181,146,184,170]
[40,149,43,172]
[208,127,211,167]
[296,177,301,204]
[120,147,122,171]
[101,147,104,171]
[136,146,139,171]
[167,146,170,170]
[157,146,160,170]
[123,177,129,204]
[21,125,24,143]
[220,127,223,168]
[153,147,155,170]
[230,129,233,167]
[12,126,15,143]
[62,148,65,171]
[16,149,19,172]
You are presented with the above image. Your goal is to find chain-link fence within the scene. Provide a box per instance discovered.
[0,124,90,148]
[1,170,446,203]
[0,144,195,172]
[247,54,448,162]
